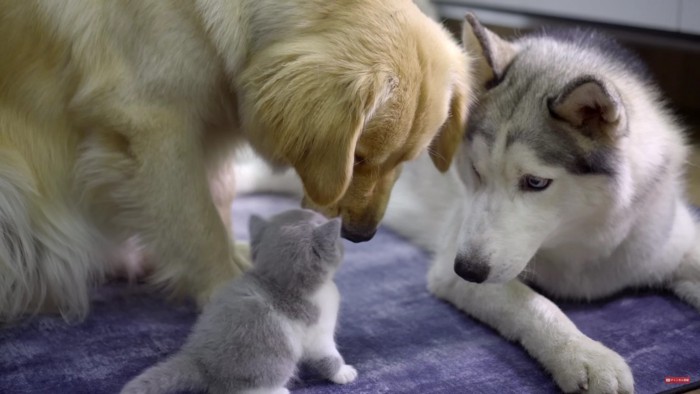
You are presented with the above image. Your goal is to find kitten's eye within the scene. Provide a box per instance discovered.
[520,175,552,192]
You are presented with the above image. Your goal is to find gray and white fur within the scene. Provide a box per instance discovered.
[121,209,356,394]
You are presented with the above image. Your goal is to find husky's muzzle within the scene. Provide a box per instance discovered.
[453,251,490,283]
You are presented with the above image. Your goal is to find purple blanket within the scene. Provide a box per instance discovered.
[1,195,699,393]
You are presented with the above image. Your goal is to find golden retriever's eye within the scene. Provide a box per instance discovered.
[354,153,365,165]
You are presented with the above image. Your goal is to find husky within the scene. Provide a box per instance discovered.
[235,14,700,394]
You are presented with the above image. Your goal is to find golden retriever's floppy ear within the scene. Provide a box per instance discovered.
[292,110,362,207]
[289,71,398,206]
[429,79,469,172]
[426,12,517,168]
[241,42,395,206]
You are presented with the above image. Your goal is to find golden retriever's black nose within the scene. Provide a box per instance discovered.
[454,253,490,283]
[341,227,377,243]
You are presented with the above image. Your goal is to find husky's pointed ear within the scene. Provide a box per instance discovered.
[248,215,267,242]
[548,76,626,139]
[312,218,342,253]
[463,13,517,88]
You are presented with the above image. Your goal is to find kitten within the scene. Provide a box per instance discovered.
[121,209,357,394]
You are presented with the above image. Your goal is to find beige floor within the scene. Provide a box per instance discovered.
[688,145,700,206]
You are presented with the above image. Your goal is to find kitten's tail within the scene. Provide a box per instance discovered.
[121,353,206,394]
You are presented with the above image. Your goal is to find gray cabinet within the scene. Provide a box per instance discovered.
[435,0,699,35]
[681,0,700,35]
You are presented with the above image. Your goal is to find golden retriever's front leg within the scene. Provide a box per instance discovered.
[207,158,236,234]
[207,157,252,274]
[100,107,247,305]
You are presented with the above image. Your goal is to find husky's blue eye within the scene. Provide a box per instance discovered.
[521,175,552,191]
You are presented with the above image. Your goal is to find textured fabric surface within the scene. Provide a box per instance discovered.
[1,195,699,394]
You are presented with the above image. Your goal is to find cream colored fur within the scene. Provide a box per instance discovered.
[0,0,471,321]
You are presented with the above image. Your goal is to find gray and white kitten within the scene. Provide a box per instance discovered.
[121,209,357,394]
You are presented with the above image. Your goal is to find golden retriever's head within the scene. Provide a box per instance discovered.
[240,1,471,242]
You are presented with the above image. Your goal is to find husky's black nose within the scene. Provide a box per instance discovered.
[454,252,490,283]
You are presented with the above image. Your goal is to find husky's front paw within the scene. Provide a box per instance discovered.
[671,251,700,311]
[331,365,358,385]
[549,337,633,394]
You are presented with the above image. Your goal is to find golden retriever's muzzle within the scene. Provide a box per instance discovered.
[301,197,379,243]
[301,166,400,243]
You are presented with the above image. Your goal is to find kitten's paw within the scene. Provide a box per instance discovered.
[549,337,633,394]
[331,365,358,385]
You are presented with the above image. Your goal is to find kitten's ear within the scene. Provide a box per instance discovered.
[312,218,342,253]
[248,215,267,242]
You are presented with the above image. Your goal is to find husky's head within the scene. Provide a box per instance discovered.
[453,16,640,283]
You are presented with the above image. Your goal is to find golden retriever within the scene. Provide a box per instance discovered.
[0,0,472,321]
